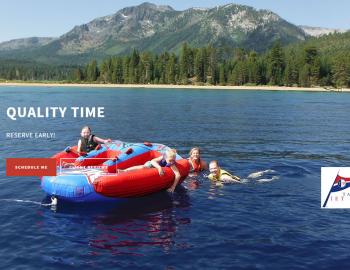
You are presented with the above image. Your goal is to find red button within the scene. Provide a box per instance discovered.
[6,158,56,176]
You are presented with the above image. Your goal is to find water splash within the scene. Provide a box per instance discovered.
[247,169,276,179]
[246,169,280,183]
[0,198,56,207]
[239,178,250,184]
[256,176,280,183]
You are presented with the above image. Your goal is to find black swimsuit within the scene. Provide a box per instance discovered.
[80,135,98,153]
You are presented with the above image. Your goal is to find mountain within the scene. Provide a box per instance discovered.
[300,25,347,37]
[0,37,56,51]
[0,2,309,64]
[56,2,176,55]
[287,30,350,58]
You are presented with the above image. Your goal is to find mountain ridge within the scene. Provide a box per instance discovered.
[0,2,337,64]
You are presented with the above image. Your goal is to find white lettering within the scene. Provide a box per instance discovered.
[58,107,67,118]
[71,107,79,118]
[98,107,104,118]
[6,107,104,120]
[7,107,17,120]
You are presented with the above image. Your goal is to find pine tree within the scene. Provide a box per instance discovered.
[299,64,310,87]
[300,46,321,86]
[284,50,299,86]
[231,61,248,85]
[86,60,99,82]
[208,46,218,85]
[140,52,153,84]
[166,53,177,84]
[332,53,350,87]
[100,58,112,82]
[74,67,83,81]
[122,57,130,83]
[179,43,190,84]
[129,49,140,83]
[115,57,124,83]
[267,41,285,85]
[194,48,206,83]
[219,63,226,86]
[247,51,259,84]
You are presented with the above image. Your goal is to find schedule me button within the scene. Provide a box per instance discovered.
[6,158,56,176]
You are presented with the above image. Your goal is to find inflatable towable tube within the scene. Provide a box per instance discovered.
[41,141,190,202]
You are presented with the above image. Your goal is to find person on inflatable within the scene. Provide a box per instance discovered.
[124,149,181,193]
[188,147,207,173]
[77,126,111,156]
[208,160,240,183]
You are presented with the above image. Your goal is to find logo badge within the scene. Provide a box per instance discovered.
[321,167,350,208]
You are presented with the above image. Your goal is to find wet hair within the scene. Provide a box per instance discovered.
[189,147,201,156]
[165,148,177,158]
[209,160,219,167]
[81,126,91,132]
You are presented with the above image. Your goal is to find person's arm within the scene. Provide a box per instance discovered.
[76,140,88,156]
[167,165,181,192]
[232,175,241,181]
[93,136,112,144]
[77,139,82,154]
[151,156,164,176]
[221,174,241,183]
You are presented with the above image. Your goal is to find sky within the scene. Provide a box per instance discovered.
[0,0,349,43]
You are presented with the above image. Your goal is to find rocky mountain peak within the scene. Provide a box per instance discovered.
[0,2,315,62]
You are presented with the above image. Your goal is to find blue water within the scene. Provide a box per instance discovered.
[1,86,350,269]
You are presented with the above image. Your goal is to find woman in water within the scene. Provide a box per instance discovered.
[188,147,208,173]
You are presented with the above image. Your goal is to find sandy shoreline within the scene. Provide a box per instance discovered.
[0,82,349,92]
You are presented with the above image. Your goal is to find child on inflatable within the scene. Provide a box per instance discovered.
[124,148,181,193]
[62,126,112,167]
[77,126,111,156]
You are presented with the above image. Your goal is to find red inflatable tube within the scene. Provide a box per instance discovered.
[93,159,190,197]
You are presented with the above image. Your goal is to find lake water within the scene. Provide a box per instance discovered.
[0,86,350,269]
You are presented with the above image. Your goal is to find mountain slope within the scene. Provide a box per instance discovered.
[286,30,350,58]
[0,2,309,64]
[0,37,56,51]
[53,2,307,55]
[300,25,347,37]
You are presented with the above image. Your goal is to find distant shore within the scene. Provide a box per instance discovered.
[0,81,349,92]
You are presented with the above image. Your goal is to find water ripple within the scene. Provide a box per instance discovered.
[1,87,350,269]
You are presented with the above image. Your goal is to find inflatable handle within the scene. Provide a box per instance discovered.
[144,142,153,147]
[125,148,133,155]
[65,146,87,157]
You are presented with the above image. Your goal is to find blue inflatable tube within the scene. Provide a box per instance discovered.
[41,141,189,203]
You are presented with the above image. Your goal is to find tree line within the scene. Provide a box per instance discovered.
[1,41,349,88]
[80,42,350,88]
[0,59,76,82]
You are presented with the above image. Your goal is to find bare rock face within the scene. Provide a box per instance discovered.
[299,25,347,37]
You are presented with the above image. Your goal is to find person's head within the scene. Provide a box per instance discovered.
[165,149,177,165]
[81,126,91,138]
[209,160,220,177]
[189,147,201,161]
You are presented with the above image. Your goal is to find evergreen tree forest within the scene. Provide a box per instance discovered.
[0,59,77,82]
[1,39,349,88]
[82,41,350,88]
